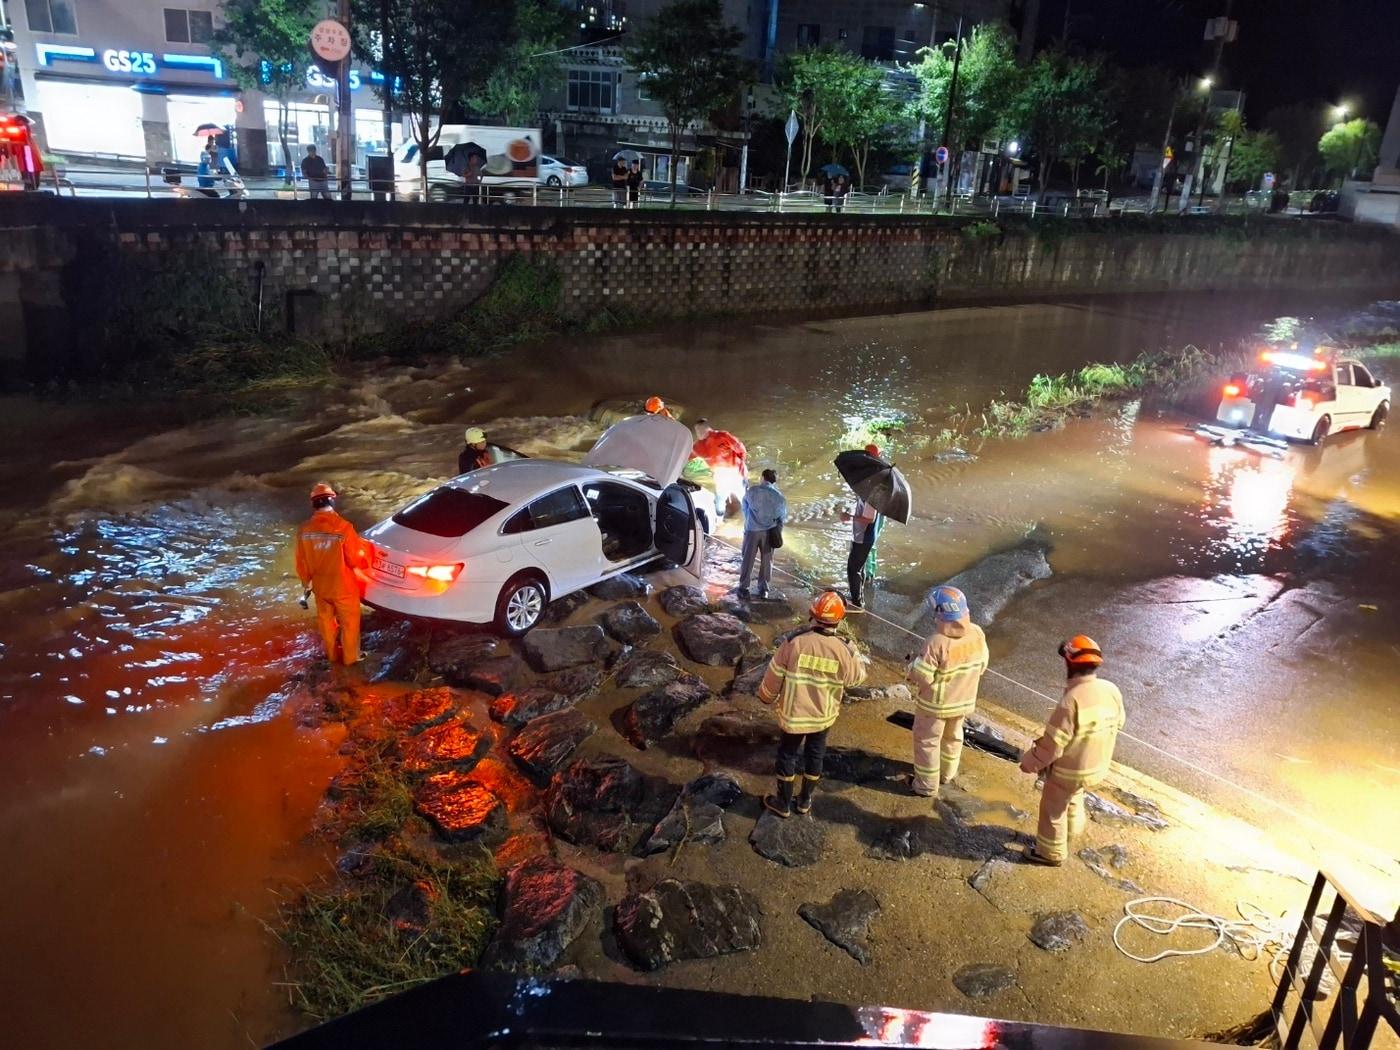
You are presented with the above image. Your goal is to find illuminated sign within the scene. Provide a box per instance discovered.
[306,66,362,91]
[35,43,97,66]
[34,43,221,78]
[103,49,156,74]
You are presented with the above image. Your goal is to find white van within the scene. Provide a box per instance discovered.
[393,124,543,200]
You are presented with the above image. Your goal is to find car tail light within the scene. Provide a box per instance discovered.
[407,562,464,583]
[1223,383,1241,398]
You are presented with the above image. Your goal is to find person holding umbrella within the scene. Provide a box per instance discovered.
[626,159,644,208]
[444,142,487,204]
[611,155,629,207]
[835,443,910,609]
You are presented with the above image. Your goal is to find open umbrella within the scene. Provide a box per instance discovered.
[820,162,850,177]
[834,449,911,524]
[612,148,641,163]
[192,123,224,137]
[444,141,487,176]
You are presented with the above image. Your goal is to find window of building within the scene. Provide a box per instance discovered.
[636,72,653,102]
[796,23,821,46]
[164,8,214,44]
[24,0,78,35]
[860,25,895,61]
[567,69,616,113]
[837,27,849,40]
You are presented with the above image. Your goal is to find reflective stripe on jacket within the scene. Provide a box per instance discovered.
[295,509,365,600]
[909,623,988,718]
[758,627,867,734]
[1024,674,1125,788]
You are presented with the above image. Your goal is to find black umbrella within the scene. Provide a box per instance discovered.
[192,122,224,137]
[834,449,911,524]
[444,141,487,176]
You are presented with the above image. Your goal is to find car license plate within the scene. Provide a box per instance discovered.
[373,555,405,579]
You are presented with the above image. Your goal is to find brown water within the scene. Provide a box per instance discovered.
[1,291,1397,1047]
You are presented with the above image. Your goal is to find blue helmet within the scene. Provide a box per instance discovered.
[931,585,969,623]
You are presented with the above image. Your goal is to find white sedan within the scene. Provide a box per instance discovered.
[362,414,706,635]
[1216,351,1390,444]
[538,156,589,187]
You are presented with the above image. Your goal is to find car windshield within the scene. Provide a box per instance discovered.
[392,487,508,538]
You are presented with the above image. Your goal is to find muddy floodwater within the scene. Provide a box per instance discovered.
[1,291,1397,1048]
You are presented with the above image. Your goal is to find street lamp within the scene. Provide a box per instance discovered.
[1199,76,1214,92]
[1332,103,1350,122]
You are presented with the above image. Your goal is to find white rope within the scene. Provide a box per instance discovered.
[1110,897,1292,964]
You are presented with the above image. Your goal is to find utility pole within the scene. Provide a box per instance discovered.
[337,0,354,200]
[1147,83,1182,214]
[940,1,965,210]
[908,2,940,199]
[379,0,393,160]
[1188,2,1236,209]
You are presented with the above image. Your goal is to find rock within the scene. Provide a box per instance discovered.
[674,613,758,666]
[382,686,459,733]
[821,747,909,786]
[659,585,711,618]
[613,879,762,971]
[400,718,491,773]
[727,658,770,698]
[952,964,1016,999]
[541,665,604,700]
[969,855,1015,894]
[1086,791,1169,831]
[963,716,1024,762]
[599,601,662,645]
[935,448,979,464]
[613,648,682,689]
[692,713,783,774]
[642,797,726,855]
[749,810,827,867]
[384,879,437,935]
[508,709,597,783]
[588,573,651,600]
[620,675,713,749]
[1109,787,1167,821]
[336,846,375,879]
[522,625,610,673]
[546,756,667,853]
[867,819,949,861]
[1029,911,1089,953]
[365,620,423,683]
[684,771,742,808]
[940,784,1029,824]
[413,772,506,842]
[922,540,1052,630]
[426,634,500,681]
[458,654,531,696]
[715,594,793,624]
[541,590,590,625]
[1077,846,1144,893]
[798,889,881,964]
[489,687,572,728]
[844,682,913,705]
[480,857,604,972]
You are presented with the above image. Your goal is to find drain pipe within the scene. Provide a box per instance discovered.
[254,260,266,335]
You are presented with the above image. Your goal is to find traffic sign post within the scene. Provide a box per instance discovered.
[934,145,950,167]
[782,110,799,194]
[310,15,353,199]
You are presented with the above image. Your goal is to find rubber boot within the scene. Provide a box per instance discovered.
[763,775,795,818]
[794,774,819,815]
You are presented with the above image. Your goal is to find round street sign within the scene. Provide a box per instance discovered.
[310,19,352,63]
[934,145,950,166]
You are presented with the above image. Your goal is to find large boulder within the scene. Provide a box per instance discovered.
[399,718,492,773]
[522,625,610,672]
[920,540,1052,631]
[659,585,710,618]
[426,634,500,683]
[382,686,460,733]
[507,709,597,783]
[588,573,651,600]
[749,810,827,867]
[541,665,604,700]
[619,675,713,749]
[412,772,506,842]
[490,687,571,728]
[613,648,682,689]
[613,879,762,971]
[456,654,531,696]
[545,756,667,853]
[798,889,881,965]
[674,613,759,667]
[541,591,590,625]
[641,772,742,856]
[599,601,662,645]
[726,650,772,698]
[480,857,604,973]
[692,712,783,775]
[1029,911,1089,953]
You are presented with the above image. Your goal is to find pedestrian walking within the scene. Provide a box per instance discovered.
[736,468,786,599]
[626,159,643,207]
[611,156,629,207]
[1019,636,1125,866]
[302,145,330,200]
[758,591,868,818]
[692,418,748,519]
[906,586,988,795]
[839,444,884,608]
[295,482,367,666]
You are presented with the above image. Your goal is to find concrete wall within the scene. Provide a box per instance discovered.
[2,197,1399,379]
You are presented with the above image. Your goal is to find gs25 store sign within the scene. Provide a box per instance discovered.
[102,49,158,74]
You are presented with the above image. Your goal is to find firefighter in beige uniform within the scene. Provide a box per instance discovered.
[906,585,988,795]
[1019,635,1125,865]
[758,591,869,818]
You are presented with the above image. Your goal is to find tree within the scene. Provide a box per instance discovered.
[466,0,570,126]
[1006,49,1110,200]
[1225,129,1281,191]
[212,0,320,184]
[1318,118,1382,181]
[1264,102,1326,189]
[626,0,749,200]
[844,83,911,189]
[776,46,879,185]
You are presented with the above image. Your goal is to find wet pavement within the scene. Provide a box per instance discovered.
[0,290,1397,1047]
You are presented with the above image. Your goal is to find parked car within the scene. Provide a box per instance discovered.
[539,155,588,187]
[1215,349,1389,444]
[362,414,707,635]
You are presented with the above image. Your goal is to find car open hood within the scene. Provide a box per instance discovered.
[582,414,693,487]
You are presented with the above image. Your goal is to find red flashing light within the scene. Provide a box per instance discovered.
[1223,383,1241,398]
[407,562,464,583]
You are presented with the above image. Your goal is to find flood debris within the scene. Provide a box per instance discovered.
[480,857,603,973]
[1077,845,1144,893]
[952,963,1017,999]
[969,855,1015,894]
[798,889,882,964]
[613,878,762,971]
[1086,791,1169,831]
[884,711,1021,763]
[1029,911,1090,952]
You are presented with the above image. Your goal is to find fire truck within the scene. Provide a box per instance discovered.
[0,111,43,190]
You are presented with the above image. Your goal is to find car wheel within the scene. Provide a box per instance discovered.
[495,572,548,637]
[1309,414,1331,445]
[427,185,447,202]
[546,175,562,187]
[1369,400,1389,430]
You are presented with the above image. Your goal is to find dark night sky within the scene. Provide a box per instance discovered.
[1043,0,1400,123]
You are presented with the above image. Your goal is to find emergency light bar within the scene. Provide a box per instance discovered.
[1260,350,1327,372]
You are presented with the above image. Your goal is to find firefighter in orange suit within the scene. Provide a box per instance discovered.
[295,482,368,665]
[907,585,989,796]
[757,591,869,818]
[1019,635,1125,865]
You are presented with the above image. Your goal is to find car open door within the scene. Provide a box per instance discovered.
[654,484,706,579]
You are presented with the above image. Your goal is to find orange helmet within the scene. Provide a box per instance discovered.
[644,396,666,414]
[1059,635,1103,667]
[309,481,337,502]
[865,443,883,458]
[810,590,847,625]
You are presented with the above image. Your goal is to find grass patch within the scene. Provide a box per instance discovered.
[280,843,498,1022]
[1357,340,1400,358]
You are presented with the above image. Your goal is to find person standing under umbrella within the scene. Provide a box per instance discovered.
[626,159,643,207]
[611,156,629,207]
[840,443,885,609]
[834,173,850,213]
